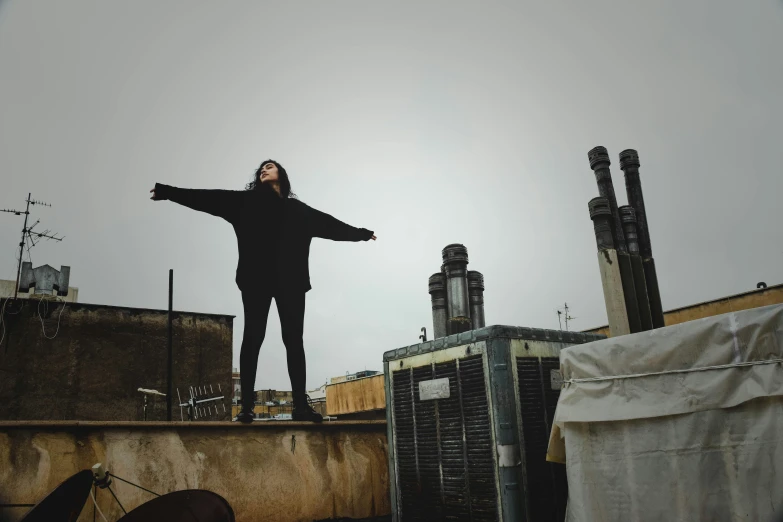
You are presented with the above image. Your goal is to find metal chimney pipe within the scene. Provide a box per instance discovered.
[428,272,448,339]
[620,149,665,328]
[588,147,627,253]
[620,206,653,331]
[442,244,471,335]
[588,147,643,333]
[467,271,486,329]
[589,198,631,337]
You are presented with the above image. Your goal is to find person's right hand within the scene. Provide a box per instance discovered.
[150,187,159,200]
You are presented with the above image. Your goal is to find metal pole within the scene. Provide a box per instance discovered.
[13,193,31,301]
[167,269,173,421]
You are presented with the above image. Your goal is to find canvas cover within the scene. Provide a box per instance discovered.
[547,304,783,521]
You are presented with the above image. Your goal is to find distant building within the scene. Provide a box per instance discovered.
[230,385,328,418]
[584,283,783,337]
[231,368,241,405]
[0,279,79,302]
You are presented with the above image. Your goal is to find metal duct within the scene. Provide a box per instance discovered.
[589,197,615,251]
[442,244,471,335]
[428,273,448,339]
[588,147,627,253]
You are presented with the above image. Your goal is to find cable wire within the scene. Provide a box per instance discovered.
[36,294,66,339]
[108,473,161,497]
[89,488,109,522]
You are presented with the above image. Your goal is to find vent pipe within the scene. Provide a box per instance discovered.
[442,244,471,335]
[467,271,486,329]
[619,206,653,331]
[428,273,448,339]
[589,198,631,336]
[620,149,665,328]
[588,147,642,333]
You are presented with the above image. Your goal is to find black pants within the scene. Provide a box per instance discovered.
[239,288,307,410]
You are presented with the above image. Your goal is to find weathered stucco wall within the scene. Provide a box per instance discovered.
[0,299,233,421]
[0,421,390,522]
[584,283,783,337]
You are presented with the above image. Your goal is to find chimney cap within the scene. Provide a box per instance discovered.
[619,149,640,169]
[428,273,446,293]
[467,271,485,290]
[588,146,611,170]
[442,244,469,263]
[619,205,637,223]
[588,197,612,219]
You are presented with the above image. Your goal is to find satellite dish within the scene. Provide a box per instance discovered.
[19,469,93,522]
[117,490,234,522]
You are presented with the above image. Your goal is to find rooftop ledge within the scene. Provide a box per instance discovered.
[0,420,387,429]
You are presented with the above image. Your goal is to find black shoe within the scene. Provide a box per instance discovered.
[292,394,323,423]
[233,408,254,424]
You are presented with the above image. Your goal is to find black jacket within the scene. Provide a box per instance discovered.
[155,183,374,292]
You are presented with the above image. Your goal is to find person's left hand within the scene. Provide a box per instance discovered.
[371,235,377,240]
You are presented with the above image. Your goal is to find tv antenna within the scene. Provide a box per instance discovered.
[1,193,64,300]
[556,302,576,331]
[176,384,227,421]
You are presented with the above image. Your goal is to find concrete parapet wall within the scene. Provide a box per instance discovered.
[0,421,390,522]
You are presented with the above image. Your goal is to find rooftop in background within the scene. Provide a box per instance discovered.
[583,282,783,337]
[330,370,381,384]
[0,278,79,302]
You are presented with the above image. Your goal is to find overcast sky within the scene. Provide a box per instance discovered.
[1,1,782,391]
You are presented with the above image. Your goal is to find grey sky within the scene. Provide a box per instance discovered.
[2,1,782,391]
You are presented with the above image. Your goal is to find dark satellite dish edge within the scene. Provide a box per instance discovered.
[18,469,93,522]
[116,489,235,522]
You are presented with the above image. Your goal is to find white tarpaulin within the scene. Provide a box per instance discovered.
[548,304,783,522]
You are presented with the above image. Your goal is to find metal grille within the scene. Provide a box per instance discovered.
[392,354,498,521]
[392,366,420,519]
[435,360,469,520]
[413,364,441,520]
[517,356,567,522]
[458,356,498,522]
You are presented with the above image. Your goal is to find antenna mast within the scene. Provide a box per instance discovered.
[1,193,64,300]
[556,302,576,331]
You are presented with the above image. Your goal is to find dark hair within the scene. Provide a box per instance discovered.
[245,159,297,199]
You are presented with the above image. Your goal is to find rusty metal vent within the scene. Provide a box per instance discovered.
[392,355,498,521]
[516,356,567,522]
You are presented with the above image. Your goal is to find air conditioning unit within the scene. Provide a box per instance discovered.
[383,325,605,522]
